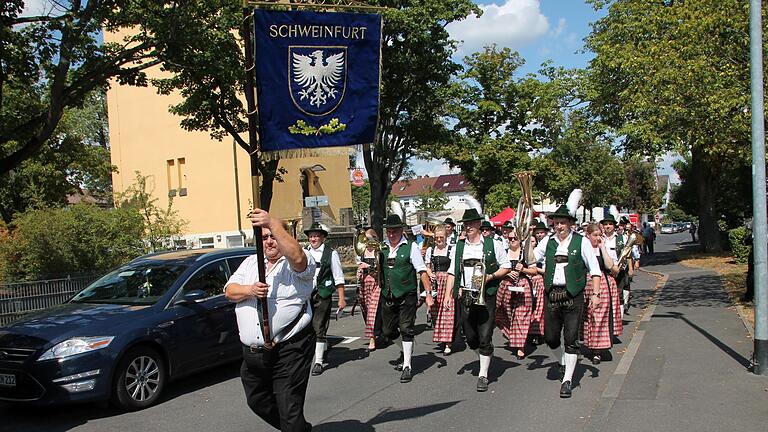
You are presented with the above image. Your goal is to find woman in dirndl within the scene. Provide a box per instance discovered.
[582,223,620,364]
[356,228,382,352]
[425,227,455,355]
[496,228,539,359]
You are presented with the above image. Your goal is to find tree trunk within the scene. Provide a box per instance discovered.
[363,144,389,238]
[259,158,280,211]
[692,146,722,252]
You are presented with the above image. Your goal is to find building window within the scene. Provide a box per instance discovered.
[226,235,244,248]
[399,186,406,191]
[166,159,176,195]
[177,158,187,196]
[442,182,450,187]
[199,237,215,249]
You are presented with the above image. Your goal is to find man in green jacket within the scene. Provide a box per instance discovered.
[531,205,602,398]
[445,209,511,392]
[379,214,433,383]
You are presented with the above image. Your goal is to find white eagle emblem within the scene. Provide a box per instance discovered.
[291,49,345,109]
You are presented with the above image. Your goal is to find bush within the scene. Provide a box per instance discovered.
[0,204,145,281]
[728,226,751,264]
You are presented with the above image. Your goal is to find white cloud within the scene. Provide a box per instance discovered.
[552,17,567,37]
[412,158,459,178]
[446,0,549,57]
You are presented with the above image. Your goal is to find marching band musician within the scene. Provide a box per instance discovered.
[444,209,511,392]
[617,216,636,314]
[583,223,620,365]
[379,214,433,383]
[496,225,540,359]
[528,221,550,346]
[444,217,458,246]
[356,228,382,352]
[599,214,626,336]
[305,223,347,377]
[425,227,456,355]
[530,205,602,398]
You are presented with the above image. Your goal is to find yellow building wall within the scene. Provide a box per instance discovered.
[106,35,352,246]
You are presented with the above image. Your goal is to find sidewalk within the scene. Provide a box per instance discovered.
[586,233,768,432]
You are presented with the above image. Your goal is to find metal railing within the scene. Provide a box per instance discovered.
[0,274,102,326]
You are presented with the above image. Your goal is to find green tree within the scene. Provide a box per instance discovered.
[416,187,448,212]
[351,181,371,226]
[532,109,628,216]
[0,89,113,223]
[622,157,661,214]
[361,0,480,235]
[117,172,188,253]
[0,204,144,281]
[585,0,757,251]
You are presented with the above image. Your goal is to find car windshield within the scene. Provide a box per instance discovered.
[70,261,189,305]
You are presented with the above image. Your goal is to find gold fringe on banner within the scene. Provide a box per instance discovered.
[261,146,355,161]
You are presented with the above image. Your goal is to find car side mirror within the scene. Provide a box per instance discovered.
[174,290,207,306]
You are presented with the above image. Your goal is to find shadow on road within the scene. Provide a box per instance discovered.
[314,401,462,431]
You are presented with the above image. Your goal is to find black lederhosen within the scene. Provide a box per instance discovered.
[459,258,496,356]
[543,254,585,355]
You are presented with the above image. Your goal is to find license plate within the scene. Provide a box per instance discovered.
[0,373,16,388]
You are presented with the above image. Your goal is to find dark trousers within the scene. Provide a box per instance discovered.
[311,292,332,341]
[460,292,496,356]
[381,291,417,342]
[544,289,585,355]
[240,325,315,432]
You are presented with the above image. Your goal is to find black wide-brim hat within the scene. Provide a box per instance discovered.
[304,222,328,237]
[480,220,493,230]
[619,216,630,225]
[443,217,456,226]
[460,208,483,222]
[383,214,407,229]
[501,220,514,229]
[548,205,577,222]
[533,221,548,231]
[600,214,618,225]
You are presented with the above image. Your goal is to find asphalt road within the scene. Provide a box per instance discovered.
[0,233,683,432]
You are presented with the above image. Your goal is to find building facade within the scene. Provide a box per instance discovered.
[105,33,352,249]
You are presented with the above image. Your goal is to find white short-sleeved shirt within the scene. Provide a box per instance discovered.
[225,251,316,347]
[533,232,602,285]
[447,237,511,288]
[307,243,346,287]
[603,233,619,262]
[385,236,427,273]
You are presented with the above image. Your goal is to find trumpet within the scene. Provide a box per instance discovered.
[617,233,637,270]
[463,261,487,307]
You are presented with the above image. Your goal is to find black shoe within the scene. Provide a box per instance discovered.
[477,376,489,392]
[560,380,572,398]
[311,363,323,376]
[400,366,412,383]
[591,354,601,365]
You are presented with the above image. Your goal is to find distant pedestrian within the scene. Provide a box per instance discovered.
[689,222,697,243]
[641,223,655,255]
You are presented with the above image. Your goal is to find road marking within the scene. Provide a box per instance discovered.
[327,335,361,344]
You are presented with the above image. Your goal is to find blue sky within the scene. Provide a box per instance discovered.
[407,0,680,183]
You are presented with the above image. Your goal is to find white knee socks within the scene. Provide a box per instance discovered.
[563,352,577,382]
[403,341,413,369]
[314,342,326,365]
[479,353,491,378]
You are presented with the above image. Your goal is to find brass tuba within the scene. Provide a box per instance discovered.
[616,233,637,270]
[514,171,536,253]
[464,261,487,307]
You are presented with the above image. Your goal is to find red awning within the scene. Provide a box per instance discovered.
[490,207,515,226]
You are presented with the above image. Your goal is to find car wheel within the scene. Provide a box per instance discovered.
[111,346,166,411]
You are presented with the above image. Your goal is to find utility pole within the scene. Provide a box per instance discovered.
[749,0,767,375]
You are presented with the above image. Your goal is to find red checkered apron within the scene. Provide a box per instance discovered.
[432,271,454,343]
[609,271,623,337]
[358,272,381,339]
[582,273,615,349]
[529,275,545,336]
[496,276,532,348]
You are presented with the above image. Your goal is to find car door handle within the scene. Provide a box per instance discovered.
[157,321,175,328]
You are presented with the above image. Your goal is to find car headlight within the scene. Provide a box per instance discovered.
[38,336,115,361]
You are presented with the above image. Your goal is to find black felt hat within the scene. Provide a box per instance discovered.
[460,208,483,222]
[533,221,548,231]
[303,222,328,237]
[383,214,407,229]
[443,217,456,226]
[548,205,576,222]
[600,214,618,225]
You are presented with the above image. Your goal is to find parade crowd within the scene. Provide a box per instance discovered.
[224,205,653,431]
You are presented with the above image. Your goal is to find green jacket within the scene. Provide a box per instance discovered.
[543,233,587,296]
[380,241,417,298]
[452,237,501,297]
[312,245,336,299]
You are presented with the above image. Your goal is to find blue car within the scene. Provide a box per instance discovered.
[0,247,255,410]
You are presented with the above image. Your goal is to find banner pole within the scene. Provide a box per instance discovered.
[243,5,273,349]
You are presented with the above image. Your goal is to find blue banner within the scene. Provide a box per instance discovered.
[253,10,382,156]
